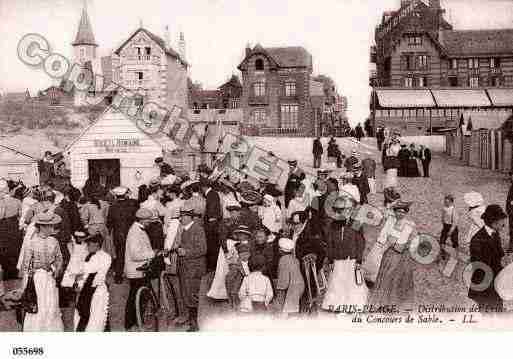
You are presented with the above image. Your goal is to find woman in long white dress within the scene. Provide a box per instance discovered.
[20,212,64,331]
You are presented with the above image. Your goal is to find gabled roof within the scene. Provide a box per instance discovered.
[439,29,513,57]
[238,45,312,70]
[72,6,98,47]
[219,75,242,90]
[113,28,188,67]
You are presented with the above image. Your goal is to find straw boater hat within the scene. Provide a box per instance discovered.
[225,197,242,212]
[112,186,129,197]
[239,190,262,206]
[34,212,62,225]
[392,201,413,212]
[135,208,154,220]
[233,225,253,237]
[278,238,294,253]
[463,192,484,208]
[288,160,298,167]
[179,202,196,217]
[84,233,104,245]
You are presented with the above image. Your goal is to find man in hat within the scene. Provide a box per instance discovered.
[0,179,21,280]
[239,190,263,232]
[419,145,431,178]
[107,187,139,284]
[124,208,157,331]
[351,161,370,205]
[398,144,410,177]
[200,177,223,272]
[155,157,174,178]
[376,126,385,151]
[218,203,244,252]
[177,203,207,331]
[468,204,507,310]
[72,233,112,332]
[285,160,305,209]
[312,137,323,169]
[182,181,206,219]
[463,192,486,245]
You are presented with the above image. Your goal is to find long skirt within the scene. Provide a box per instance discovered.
[206,250,229,300]
[17,223,36,273]
[322,259,368,312]
[73,284,109,332]
[384,168,398,189]
[23,269,64,331]
[368,248,414,310]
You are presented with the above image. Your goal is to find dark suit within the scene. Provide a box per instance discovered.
[421,148,431,177]
[204,188,223,271]
[506,184,513,250]
[398,148,410,177]
[107,198,139,278]
[468,227,505,310]
[312,139,323,169]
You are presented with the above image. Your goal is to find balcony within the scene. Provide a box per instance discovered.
[491,67,502,75]
[259,127,305,137]
[125,55,160,64]
[248,96,269,105]
[125,79,152,88]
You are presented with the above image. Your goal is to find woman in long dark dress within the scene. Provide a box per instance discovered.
[468,204,507,311]
[406,144,420,178]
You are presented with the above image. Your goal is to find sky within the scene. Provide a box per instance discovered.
[1,0,513,125]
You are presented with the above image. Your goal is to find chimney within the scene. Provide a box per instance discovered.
[179,31,186,61]
[164,25,170,50]
[245,42,251,57]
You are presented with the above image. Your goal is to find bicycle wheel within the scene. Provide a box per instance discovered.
[160,272,179,319]
[135,286,158,331]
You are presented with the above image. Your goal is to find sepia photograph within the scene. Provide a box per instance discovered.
[2,0,513,352]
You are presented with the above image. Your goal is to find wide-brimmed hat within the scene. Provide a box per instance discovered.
[288,160,298,166]
[74,231,88,242]
[392,201,413,212]
[239,190,262,206]
[481,204,507,224]
[232,225,252,238]
[135,208,154,220]
[340,184,361,203]
[34,212,62,225]
[112,186,129,197]
[278,238,294,253]
[180,179,199,191]
[464,192,484,208]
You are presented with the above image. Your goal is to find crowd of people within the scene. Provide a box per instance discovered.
[0,129,512,332]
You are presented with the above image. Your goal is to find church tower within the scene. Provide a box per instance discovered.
[72,0,98,65]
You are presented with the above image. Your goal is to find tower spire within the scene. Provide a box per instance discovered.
[72,0,98,47]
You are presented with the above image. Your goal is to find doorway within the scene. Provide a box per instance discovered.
[88,159,120,190]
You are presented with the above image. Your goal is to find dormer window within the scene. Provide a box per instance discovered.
[255,58,264,71]
[407,34,422,46]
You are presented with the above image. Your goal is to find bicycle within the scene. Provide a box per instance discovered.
[135,251,179,332]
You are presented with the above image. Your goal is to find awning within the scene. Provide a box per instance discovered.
[431,89,491,107]
[462,111,510,130]
[486,89,513,107]
[376,89,435,108]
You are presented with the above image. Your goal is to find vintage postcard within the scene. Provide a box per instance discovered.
[1,0,513,348]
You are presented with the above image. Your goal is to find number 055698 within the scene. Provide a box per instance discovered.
[12,347,44,356]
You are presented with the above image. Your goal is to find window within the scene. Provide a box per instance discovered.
[253,82,266,97]
[417,76,427,87]
[145,47,151,55]
[404,77,413,87]
[281,104,299,128]
[136,71,144,80]
[469,76,479,88]
[491,77,501,87]
[490,58,501,68]
[285,81,296,97]
[255,59,264,71]
[468,58,479,69]
[408,35,422,46]
[404,55,414,70]
[418,55,428,69]
[251,109,267,125]
[450,59,458,70]
[448,76,458,87]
